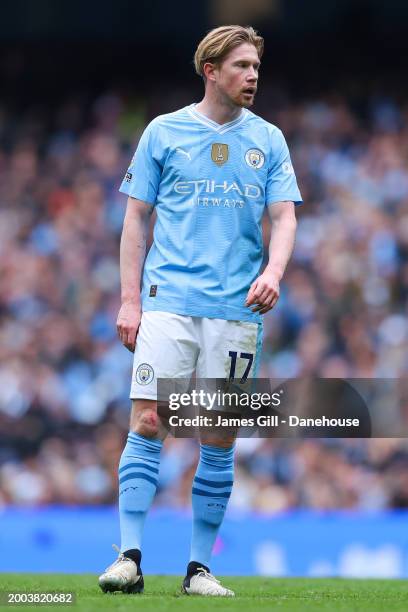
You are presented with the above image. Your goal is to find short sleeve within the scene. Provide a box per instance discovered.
[265,129,303,206]
[119,119,163,205]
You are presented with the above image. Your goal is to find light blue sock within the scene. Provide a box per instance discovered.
[190,444,234,566]
[119,431,162,552]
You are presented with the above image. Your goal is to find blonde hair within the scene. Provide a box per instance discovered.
[194,25,264,78]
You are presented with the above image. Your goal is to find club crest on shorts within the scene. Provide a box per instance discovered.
[245,148,265,169]
[135,363,154,385]
[211,143,229,166]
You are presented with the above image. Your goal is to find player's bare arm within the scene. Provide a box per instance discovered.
[117,197,152,352]
[246,201,297,314]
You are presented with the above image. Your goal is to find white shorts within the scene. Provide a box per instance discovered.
[130,311,263,400]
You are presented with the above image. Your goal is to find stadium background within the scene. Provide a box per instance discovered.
[1,0,408,577]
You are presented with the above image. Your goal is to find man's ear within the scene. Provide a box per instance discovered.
[203,62,217,83]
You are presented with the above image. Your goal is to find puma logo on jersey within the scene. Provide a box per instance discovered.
[176,147,192,161]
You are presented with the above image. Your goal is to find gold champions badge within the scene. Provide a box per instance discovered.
[211,143,229,166]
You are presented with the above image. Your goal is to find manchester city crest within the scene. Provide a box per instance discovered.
[245,148,265,169]
[211,143,229,166]
[135,363,154,385]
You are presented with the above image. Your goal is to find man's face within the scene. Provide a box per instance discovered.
[211,43,260,108]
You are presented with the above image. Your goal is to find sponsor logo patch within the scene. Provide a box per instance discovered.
[282,161,294,174]
[125,172,133,182]
[149,285,157,297]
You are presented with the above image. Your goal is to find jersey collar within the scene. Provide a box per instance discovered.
[187,104,248,134]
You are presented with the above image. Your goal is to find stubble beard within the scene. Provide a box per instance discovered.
[237,93,255,109]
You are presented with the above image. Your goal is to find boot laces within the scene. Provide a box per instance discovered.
[196,567,220,585]
[104,544,130,571]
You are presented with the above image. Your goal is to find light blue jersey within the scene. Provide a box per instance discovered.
[119,104,302,322]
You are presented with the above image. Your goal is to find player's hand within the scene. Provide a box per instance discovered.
[245,269,280,314]
[117,302,142,352]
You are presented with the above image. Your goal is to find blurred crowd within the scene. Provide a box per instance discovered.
[1,83,408,509]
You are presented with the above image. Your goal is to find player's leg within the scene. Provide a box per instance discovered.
[182,440,235,596]
[182,318,262,596]
[99,398,164,594]
[113,400,164,588]
[118,396,170,554]
[100,312,198,593]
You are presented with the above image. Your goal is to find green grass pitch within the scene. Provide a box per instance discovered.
[2,574,408,611]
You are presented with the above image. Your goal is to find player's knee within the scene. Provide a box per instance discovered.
[136,409,159,437]
[131,405,160,438]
